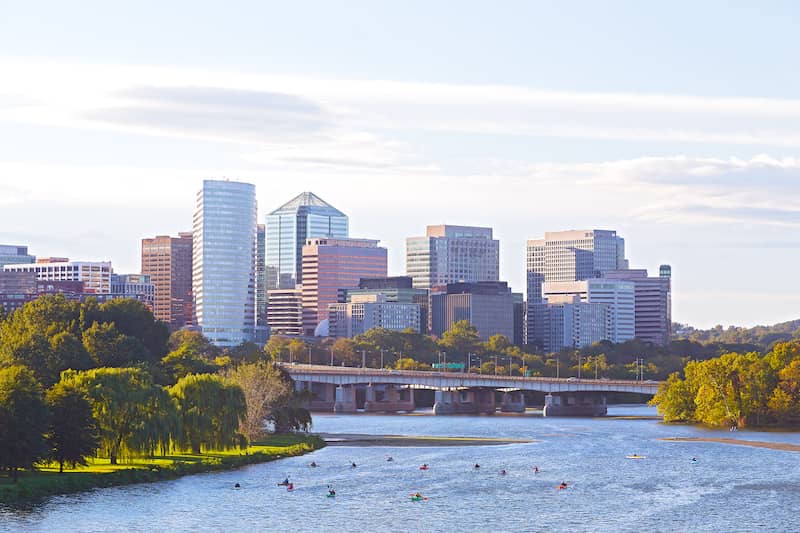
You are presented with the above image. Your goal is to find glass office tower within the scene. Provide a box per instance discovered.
[192,179,257,347]
[265,192,348,289]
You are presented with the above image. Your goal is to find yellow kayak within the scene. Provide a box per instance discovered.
[626,455,646,459]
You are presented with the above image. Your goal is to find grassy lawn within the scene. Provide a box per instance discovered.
[0,434,324,504]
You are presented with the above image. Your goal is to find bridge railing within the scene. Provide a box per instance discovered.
[278,362,662,387]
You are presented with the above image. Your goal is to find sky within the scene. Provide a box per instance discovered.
[1,1,799,328]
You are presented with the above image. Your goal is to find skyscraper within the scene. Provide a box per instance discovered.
[256,223,266,326]
[406,225,499,289]
[141,232,193,330]
[429,281,514,341]
[192,179,257,347]
[605,267,672,345]
[526,229,628,346]
[301,237,387,335]
[265,192,348,290]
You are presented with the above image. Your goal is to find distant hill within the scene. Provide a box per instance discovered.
[673,319,800,350]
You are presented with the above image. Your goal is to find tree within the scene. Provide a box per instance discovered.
[0,366,49,481]
[161,345,219,383]
[168,330,219,358]
[82,321,149,368]
[438,320,482,358]
[169,373,247,454]
[332,338,357,366]
[45,382,99,472]
[99,298,169,362]
[62,367,164,464]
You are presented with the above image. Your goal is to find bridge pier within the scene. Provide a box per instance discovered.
[297,381,336,412]
[543,392,607,417]
[364,384,415,413]
[433,388,496,415]
[333,384,357,413]
[500,391,526,413]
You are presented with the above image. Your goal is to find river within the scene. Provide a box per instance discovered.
[2,405,799,532]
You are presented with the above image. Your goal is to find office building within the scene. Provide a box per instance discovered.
[406,225,499,289]
[267,288,304,337]
[604,267,672,345]
[513,292,525,346]
[256,223,267,326]
[430,281,514,341]
[0,274,84,314]
[141,232,193,329]
[265,192,348,290]
[110,273,155,310]
[526,229,628,345]
[544,300,609,353]
[301,238,387,336]
[329,294,421,338]
[5,258,112,294]
[0,245,35,268]
[344,276,429,333]
[192,179,257,347]
[543,278,635,344]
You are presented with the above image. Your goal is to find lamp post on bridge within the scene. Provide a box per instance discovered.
[308,346,312,365]
[330,347,334,366]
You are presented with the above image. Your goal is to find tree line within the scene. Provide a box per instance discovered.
[267,320,757,381]
[651,341,800,427]
[0,296,310,482]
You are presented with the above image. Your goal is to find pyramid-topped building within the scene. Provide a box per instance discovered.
[265,192,348,289]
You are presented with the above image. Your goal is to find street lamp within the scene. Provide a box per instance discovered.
[577,355,581,379]
[308,345,312,365]
[330,348,334,366]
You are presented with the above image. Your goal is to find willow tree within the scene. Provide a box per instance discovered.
[61,367,164,464]
[169,374,247,454]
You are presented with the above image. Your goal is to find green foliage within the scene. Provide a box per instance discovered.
[161,345,220,383]
[45,382,99,473]
[169,373,247,454]
[650,341,800,427]
[61,367,167,464]
[675,319,800,350]
[0,366,49,481]
[82,321,149,368]
[438,320,482,358]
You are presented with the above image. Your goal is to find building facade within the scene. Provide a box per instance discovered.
[329,294,421,338]
[543,278,635,344]
[604,267,672,345]
[301,238,387,336]
[5,258,112,294]
[430,281,514,341]
[344,276,429,333]
[406,225,499,289]
[141,232,193,330]
[0,245,35,268]
[110,273,155,310]
[265,192,348,290]
[192,179,257,347]
[544,300,609,353]
[266,287,304,337]
[256,223,267,326]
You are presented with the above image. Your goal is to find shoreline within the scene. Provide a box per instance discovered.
[0,434,325,505]
[319,433,534,447]
[659,437,800,452]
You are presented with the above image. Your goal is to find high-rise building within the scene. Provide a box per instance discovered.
[265,192,348,290]
[406,225,499,289]
[0,245,35,268]
[301,237,387,335]
[267,287,304,337]
[604,268,672,345]
[543,279,635,344]
[110,273,155,310]
[544,300,609,353]
[329,294,421,338]
[430,281,514,341]
[526,229,628,345]
[5,258,112,294]
[256,224,267,326]
[141,232,193,330]
[192,179,257,347]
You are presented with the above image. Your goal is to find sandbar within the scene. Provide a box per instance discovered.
[660,437,800,452]
[319,433,534,447]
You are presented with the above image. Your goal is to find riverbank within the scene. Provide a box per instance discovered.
[660,436,800,452]
[319,433,534,446]
[0,434,325,504]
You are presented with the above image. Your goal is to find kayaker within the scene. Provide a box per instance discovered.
[420,463,429,470]
[691,457,697,462]
[415,492,422,498]
[288,483,294,491]
[351,462,357,468]
[533,465,539,474]
[500,469,507,475]
[328,485,336,496]
[282,477,290,485]
[474,463,480,469]
[386,456,393,462]
[310,461,317,467]
[234,483,241,488]
[559,482,568,490]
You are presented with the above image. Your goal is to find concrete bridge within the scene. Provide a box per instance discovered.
[280,363,661,417]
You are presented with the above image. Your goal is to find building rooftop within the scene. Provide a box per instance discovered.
[269,191,345,216]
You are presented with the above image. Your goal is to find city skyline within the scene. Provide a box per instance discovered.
[3,2,800,328]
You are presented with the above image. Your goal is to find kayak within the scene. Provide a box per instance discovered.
[419,466,429,470]
[277,482,290,486]
[411,496,426,502]
[326,493,336,498]
[626,455,646,460]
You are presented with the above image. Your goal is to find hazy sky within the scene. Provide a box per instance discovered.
[2,1,799,328]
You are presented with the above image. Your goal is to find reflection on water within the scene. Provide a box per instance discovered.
[2,405,799,532]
